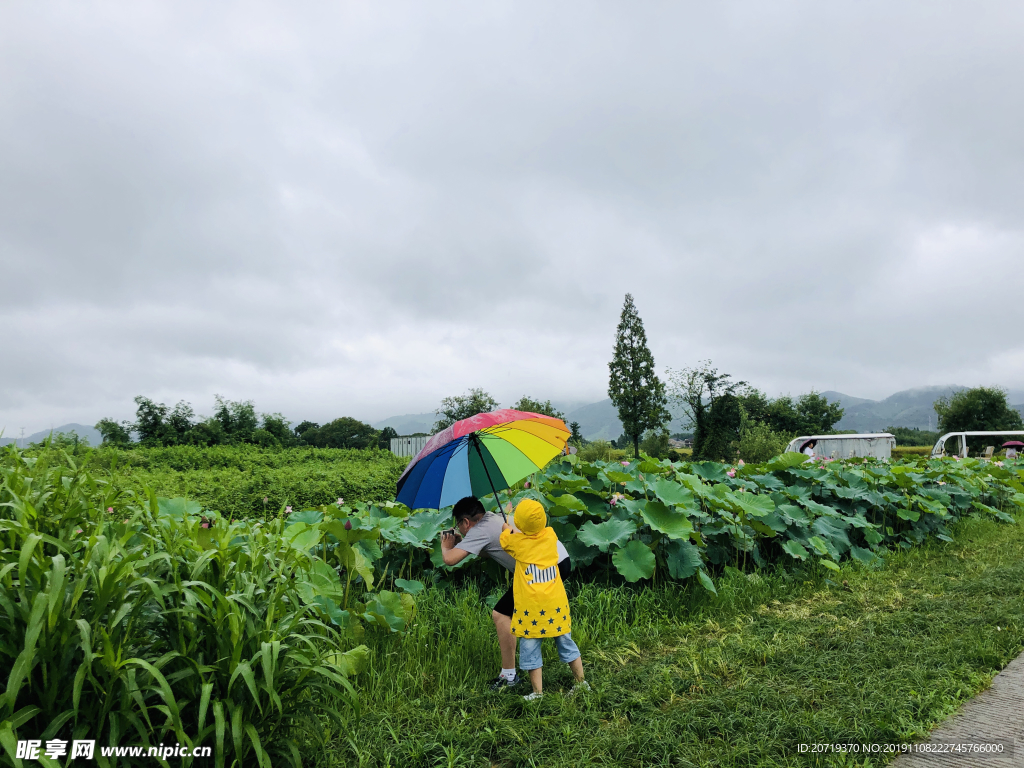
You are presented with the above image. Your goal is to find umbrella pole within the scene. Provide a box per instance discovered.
[471,434,507,522]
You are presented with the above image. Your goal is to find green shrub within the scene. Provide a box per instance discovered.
[734,409,790,463]
[640,430,670,459]
[577,440,628,463]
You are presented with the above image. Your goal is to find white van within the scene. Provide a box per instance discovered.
[785,433,896,460]
[930,430,1024,458]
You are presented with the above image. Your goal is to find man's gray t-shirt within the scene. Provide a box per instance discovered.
[458,512,568,572]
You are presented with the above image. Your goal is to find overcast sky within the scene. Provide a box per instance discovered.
[2,1,1024,433]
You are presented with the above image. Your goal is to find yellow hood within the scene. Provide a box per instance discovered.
[514,499,547,535]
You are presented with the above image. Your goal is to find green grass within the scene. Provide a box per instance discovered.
[334,513,1024,767]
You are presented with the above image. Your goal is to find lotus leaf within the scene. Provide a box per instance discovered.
[362,590,415,632]
[577,517,636,552]
[849,546,881,566]
[665,539,703,579]
[394,578,425,595]
[691,462,728,482]
[565,537,600,567]
[640,500,693,540]
[611,540,656,582]
[697,570,717,593]
[285,508,323,526]
[781,539,809,560]
[157,497,204,520]
[649,478,695,508]
[329,644,370,676]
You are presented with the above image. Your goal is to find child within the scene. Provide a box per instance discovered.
[500,499,588,701]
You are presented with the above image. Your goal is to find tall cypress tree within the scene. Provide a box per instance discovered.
[607,293,670,457]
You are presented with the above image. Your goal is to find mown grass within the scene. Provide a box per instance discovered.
[331,513,1024,767]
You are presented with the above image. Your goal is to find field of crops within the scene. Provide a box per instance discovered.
[3,442,1023,766]
[83,444,408,519]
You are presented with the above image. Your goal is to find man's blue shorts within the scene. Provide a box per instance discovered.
[518,633,580,670]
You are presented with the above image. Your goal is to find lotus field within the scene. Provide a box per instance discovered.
[2,444,1023,766]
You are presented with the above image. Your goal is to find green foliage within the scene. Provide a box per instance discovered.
[510,396,565,420]
[639,429,670,459]
[80,444,408,519]
[607,293,670,457]
[432,388,499,432]
[576,440,627,463]
[95,417,132,447]
[98,396,305,448]
[0,445,384,765]
[886,426,940,447]
[27,430,91,455]
[301,417,378,450]
[377,426,399,449]
[934,387,1024,446]
[668,361,744,461]
[738,388,844,435]
[735,405,790,463]
[702,392,742,461]
[506,448,1023,591]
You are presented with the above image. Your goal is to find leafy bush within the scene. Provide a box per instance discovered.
[639,430,670,460]
[576,440,627,463]
[735,407,790,463]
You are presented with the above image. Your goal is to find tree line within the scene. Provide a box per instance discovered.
[96,396,390,450]
[94,393,586,450]
[604,293,1023,462]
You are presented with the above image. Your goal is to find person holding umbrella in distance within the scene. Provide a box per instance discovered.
[396,409,572,691]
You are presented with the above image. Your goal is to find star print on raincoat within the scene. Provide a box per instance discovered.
[500,500,571,638]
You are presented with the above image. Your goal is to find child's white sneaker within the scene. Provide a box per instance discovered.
[523,691,543,701]
[568,680,591,696]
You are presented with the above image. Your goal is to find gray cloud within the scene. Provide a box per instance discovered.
[2,1,1024,433]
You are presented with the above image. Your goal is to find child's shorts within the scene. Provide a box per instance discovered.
[518,633,580,671]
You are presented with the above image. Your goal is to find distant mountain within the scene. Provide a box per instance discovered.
[563,399,692,441]
[824,386,962,433]
[371,413,436,435]
[367,385,1024,442]
[0,423,103,447]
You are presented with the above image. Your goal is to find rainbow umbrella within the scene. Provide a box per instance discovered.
[395,409,570,516]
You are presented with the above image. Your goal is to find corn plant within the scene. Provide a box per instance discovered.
[0,446,371,768]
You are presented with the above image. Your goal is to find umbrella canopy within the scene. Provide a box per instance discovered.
[1001,441,1024,448]
[395,409,570,511]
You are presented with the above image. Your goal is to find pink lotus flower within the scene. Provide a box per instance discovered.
[344,519,352,530]
[75,528,83,535]
[737,459,745,467]
[621,461,629,466]
[337,497,344,506]
[524,481,530,489]
[107,507,113,513]
[201,522,209,529]
[285,506,293,514]
[938,481,947,486]
[726,469,736,478]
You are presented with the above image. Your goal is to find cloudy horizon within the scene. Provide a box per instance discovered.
[3,1,1024,434]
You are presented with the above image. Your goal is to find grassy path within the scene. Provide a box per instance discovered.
[334,513,1024,767]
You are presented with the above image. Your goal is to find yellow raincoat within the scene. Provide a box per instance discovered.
[500,500,572,638]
